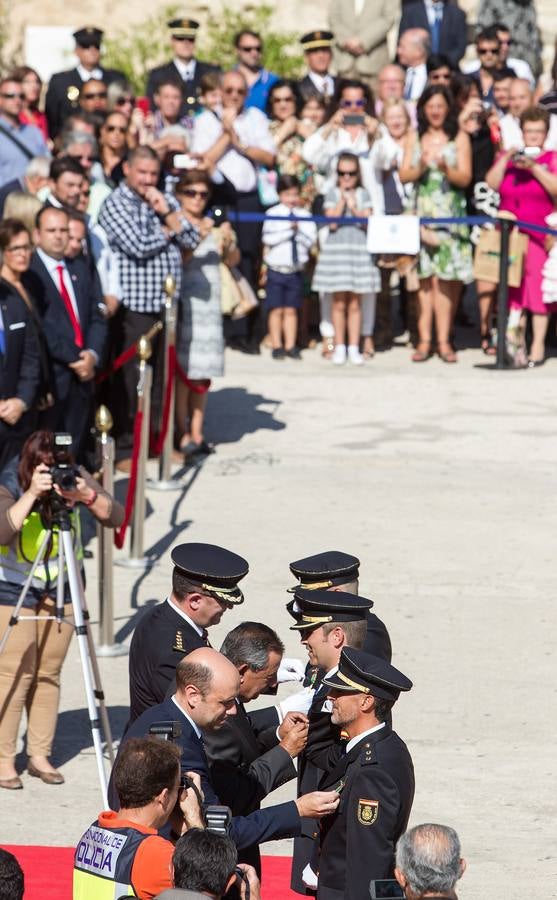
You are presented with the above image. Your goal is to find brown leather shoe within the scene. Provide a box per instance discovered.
[27,762,65,784]
[0,775,23,789]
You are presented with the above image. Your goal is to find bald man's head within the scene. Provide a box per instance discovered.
[176,648,240,730]
[509,79,533,117]
[397,28,431,67]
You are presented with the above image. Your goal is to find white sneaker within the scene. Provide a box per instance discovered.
[347,345,364,365]
[332,344,346,365]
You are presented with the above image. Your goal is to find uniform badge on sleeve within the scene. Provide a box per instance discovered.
[357,799,379,825]
[173,630,184,652]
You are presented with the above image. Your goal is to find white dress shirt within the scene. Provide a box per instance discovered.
[192,107,276,193]
[166,597,204,637]
[345,721,385,753]
[173,58,196,82]
[76,64,102,82]
[404,63,427,101]
[308,71,335,98]
[36,247,80,322]
[262,203,317,269]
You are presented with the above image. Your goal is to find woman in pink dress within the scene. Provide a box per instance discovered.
[486,106,557,366]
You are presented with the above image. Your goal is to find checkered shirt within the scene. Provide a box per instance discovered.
[98,182,199,313]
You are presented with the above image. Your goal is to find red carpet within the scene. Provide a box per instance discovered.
[3,845,298,899]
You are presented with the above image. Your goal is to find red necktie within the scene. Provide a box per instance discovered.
[56,264,83,348]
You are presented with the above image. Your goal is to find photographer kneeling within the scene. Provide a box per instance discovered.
[0,429,124,790]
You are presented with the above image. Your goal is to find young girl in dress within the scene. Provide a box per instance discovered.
[311,152,379,365]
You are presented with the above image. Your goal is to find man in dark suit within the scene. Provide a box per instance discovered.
[30,205,106,461]
[308,649,414,900]
[0,228,40,469]
[398,0,467,68]
[128,543,249,724]
[298,31,338,104]
[45,27,125,139]
[146,18,220,119]
[204,622,307,874]
[286,589,373,895]
[112,649,338,850]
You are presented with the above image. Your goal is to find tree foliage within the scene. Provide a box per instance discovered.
[102,3,304,94]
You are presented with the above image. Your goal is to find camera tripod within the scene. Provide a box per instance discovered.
[0,505,114,806]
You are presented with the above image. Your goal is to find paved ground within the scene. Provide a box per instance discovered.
[2,340,556,899]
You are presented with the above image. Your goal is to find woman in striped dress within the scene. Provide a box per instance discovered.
[312,152,379,365]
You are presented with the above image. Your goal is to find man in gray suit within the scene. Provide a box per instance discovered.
[329,0,401,88]
[203,622,308,874]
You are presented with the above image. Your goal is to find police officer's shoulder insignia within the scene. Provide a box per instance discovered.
[173,630,184,652]
[357,798,379,825]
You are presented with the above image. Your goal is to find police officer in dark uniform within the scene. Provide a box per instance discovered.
[146,19,221,119]
[287,588,373,895]
[298,31,338,104]
[309,648,414,900]
[127,542,248,725]
[288,551,392,661]
[45,27,125,138]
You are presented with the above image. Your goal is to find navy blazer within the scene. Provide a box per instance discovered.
[398,0,467,67]
[0,279,39,407]
[45,66,125,138]
[111,697,301,850]
[29,253,106,399]
[146,60,221,117]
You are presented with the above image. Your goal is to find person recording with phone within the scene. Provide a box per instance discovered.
[0,429,124,790]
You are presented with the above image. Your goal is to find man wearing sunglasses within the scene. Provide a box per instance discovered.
[45,27,124,140]
[0,76,48,189]
[470,26,514,107]
[461,21,535,87]
[146,18,221,118]
[234,30,278,111]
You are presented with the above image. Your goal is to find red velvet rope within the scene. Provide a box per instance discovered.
[114,409,143,550]
[150,345,176,456]
[95,342,138,385]
[175,358,211,395]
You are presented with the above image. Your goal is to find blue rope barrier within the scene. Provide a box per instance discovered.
[225,210,557,235]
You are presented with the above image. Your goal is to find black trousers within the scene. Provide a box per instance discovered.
[107,307,164,458]
[227,190,264,343]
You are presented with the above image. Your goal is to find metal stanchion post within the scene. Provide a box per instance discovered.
[115,336,155,569]
[149,274,182,492]
[495,217,511,369]
[95,405,128,657]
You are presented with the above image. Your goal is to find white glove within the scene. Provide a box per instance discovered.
[302,864,318,889]
[277,657,306,683]
[277,687,314,719]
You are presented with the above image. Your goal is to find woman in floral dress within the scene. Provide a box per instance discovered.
[400,85,473,362]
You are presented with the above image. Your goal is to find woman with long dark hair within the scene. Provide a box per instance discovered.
[400,85,472,362]
[0,431,123,789]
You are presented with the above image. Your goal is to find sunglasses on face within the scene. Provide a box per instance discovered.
[179,189,210,198]
[239,45,261,52]
[340,98,365,108]
[1,92,24,99]
[106,124,127,133]
[338,169,358,176]
[78,42,100,50]
[478,47,498,55]
[116,96,135,106]
[173,35,195,42]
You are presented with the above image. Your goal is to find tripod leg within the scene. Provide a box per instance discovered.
[0,529,52,656]
[61,529,109,807]
[71,554,116,767]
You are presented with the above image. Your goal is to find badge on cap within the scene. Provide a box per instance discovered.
[357,799,379,825]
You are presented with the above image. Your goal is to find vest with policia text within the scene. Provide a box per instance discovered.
[0,509,83,596]
[73,820,151,899]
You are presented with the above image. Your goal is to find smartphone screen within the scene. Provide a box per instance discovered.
[369,879,405,899]
[344,114,365,126]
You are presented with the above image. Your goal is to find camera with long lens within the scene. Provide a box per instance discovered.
[49,433,80,492]
[148,721,232,835]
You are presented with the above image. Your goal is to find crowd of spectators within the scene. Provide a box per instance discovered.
[1,5,557,468]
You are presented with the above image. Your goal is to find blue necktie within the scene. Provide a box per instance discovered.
[430,6,442,53]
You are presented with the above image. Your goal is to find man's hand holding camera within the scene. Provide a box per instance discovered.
[179,771,205,831]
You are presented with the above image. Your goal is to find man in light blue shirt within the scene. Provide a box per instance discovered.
[0,76,49,188]
[234,30,278,112]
